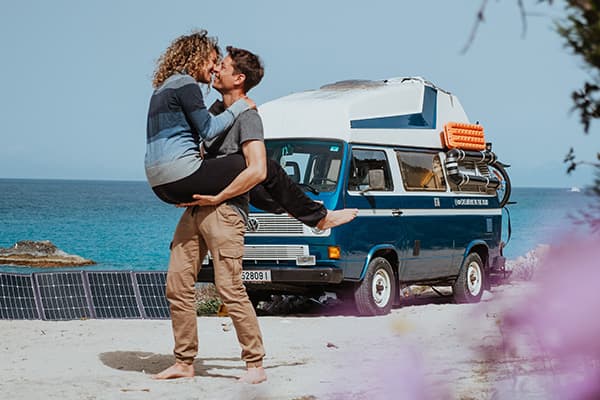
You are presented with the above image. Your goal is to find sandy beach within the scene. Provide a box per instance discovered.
[0,281,559,400]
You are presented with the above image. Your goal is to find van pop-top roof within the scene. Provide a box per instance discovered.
[259,77,470,150]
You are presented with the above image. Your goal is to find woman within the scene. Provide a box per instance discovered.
[145,30,252,203]
[145,31,356,230]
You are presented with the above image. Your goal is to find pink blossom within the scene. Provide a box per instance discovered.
[502,235,600,399]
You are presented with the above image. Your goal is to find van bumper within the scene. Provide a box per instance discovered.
[197,267,344,284]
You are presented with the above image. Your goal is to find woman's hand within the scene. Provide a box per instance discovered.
[242,96,257,110]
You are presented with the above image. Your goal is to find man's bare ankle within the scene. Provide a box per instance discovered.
[151,361,194,380]
[238,366,267,384]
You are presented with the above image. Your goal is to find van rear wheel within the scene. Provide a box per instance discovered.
[354,257,396,316]
[453,253,485,303]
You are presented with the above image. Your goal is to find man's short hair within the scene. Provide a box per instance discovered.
[226,46,264,92]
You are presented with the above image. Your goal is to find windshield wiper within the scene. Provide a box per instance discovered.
[299,183,320,195]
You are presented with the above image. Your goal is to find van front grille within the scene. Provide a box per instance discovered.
[245,214,305,235]
[207,245,309,261]
[243,245,308,260]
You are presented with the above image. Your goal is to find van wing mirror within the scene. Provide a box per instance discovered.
[360,169,386,194]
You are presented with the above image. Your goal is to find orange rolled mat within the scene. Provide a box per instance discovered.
[441,122,486,151]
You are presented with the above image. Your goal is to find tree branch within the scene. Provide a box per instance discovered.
[518,0,528,38]
[461,0,489,54]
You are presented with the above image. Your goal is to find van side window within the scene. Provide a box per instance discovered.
[396,151,447,191]
[348,149,393,191]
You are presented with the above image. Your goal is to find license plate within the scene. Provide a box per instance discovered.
[242,270,272,282]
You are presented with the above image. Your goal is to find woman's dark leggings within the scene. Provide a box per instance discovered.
[152,154,327,227]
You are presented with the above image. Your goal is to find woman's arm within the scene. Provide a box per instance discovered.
[177,82,249,140]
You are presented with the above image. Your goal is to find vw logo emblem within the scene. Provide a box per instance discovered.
[247,217,260,232]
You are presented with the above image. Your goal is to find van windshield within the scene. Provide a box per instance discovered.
[265,139,344,193]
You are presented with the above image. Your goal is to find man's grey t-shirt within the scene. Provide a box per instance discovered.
[205,101,264,218]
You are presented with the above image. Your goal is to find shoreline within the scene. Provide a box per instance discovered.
[0,244,547,273]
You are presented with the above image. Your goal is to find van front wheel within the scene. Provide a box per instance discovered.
[354,257,396,316]
[453,253,485,303]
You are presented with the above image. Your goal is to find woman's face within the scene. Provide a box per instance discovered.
[194,49,219,84]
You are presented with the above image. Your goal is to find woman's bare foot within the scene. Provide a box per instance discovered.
[151,362,194,380]
[238,367,267,384]
[316,209,358,230]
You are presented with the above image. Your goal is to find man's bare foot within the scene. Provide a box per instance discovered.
[238,367,267,384]
[151,362,194,380]
[316,209,358,230]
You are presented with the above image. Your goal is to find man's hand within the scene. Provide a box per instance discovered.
[176,194,221,208]
[177,140,267,208]
[199,142,206,159]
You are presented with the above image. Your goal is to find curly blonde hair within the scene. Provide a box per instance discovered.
[152,30,220,89]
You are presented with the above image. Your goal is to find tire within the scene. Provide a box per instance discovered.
[354,257,397,316]
[453,252,485,303]
[490,162,511,208]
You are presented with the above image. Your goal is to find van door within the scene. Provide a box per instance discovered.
[343,146,406,280]
[394,150,456,281]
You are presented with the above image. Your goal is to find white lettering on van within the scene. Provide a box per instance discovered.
[454,199,489,206]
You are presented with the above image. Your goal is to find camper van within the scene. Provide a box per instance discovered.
[199,77,511,316]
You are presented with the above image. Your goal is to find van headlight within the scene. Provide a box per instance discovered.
[310,227,326,235]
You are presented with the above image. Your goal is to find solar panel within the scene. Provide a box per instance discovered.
[0,273,40,320]
[1,270,172,321]
[34,271,92,320]
[87,271,142,319]
[135,272,170,319]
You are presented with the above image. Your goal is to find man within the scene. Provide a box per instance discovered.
[153,46,358,384]
[152,47,269,384]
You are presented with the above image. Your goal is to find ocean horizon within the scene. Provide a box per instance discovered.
[0,178,595,274]
[1,176,588,189]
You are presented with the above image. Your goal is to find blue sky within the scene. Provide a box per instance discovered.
[0,0,597,188]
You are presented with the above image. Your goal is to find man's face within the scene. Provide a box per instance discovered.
[212,55,242,92]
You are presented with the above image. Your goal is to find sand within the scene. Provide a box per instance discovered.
[0,282,555,400]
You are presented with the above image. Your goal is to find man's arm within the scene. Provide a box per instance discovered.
[176,140,267,207]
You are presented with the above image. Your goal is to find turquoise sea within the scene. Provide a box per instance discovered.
[0,179,595,273]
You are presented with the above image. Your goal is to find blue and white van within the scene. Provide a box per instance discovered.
[201,77,511,316]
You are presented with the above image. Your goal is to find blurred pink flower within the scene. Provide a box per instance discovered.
[503,235,600,399]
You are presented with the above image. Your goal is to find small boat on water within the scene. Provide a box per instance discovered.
[570,186,581,193]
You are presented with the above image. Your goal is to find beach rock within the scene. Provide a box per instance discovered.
[0,240,95,267]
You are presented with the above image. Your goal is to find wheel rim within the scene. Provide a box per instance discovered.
[466,261,482,296]
[372,268,392,308]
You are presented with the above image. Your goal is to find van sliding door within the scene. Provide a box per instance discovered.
[395,150,456,281]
